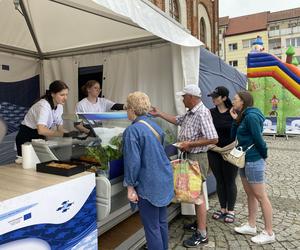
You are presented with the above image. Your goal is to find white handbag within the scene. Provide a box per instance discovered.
[225,144,254,168]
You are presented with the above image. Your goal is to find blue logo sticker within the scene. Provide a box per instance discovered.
[56,200,74,213]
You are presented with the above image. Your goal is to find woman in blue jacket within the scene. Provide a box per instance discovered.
[123,91,173,250]
[230,91,275,245]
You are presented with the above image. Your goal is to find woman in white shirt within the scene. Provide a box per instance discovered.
[15,80,69,156]
[75,80,125,134]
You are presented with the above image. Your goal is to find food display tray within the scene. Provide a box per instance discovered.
[36,160,86,177]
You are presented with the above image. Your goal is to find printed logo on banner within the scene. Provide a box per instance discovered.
[56,200,74,213]
[0,203,37,222]
[23,213,32,221]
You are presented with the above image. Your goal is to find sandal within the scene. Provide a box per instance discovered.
[224,213,235,223]
[212,210,227,220]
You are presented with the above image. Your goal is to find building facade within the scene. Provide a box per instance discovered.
[219,8,300,73]
[268,8,300,63]
[149,0,219,53]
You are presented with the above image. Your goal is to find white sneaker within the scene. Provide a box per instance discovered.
[251,230,276,245]
[15,156,22,164]
[234,223,257,235]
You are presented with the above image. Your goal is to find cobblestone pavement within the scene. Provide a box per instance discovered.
[168,136,300,250]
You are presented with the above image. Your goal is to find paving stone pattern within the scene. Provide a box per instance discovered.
[168,137,300,249]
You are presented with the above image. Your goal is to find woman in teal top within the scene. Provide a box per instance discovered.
[230,91,275,245]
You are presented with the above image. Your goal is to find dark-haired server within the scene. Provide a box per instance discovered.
[15,80,69,157]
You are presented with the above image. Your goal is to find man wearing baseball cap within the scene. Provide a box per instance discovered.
[150,84,218,248]
[176,84,202,98]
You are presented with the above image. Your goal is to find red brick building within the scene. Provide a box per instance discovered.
[149,0,219,53]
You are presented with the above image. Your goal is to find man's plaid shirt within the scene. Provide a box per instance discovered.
[176,102,218,153]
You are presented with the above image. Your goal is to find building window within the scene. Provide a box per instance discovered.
[286,37,300,47]
[229,60,238,67]
[228,43,238,51]
[288,23,298,28]
[169,0,179,22]
[219,43,222,50]
[287,38,296,47]
[200,18,207,44]
[242,38,256,48]
[270,25,279,31]
[269,38,281,49]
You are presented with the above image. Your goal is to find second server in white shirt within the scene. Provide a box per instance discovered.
[75,80,125,134]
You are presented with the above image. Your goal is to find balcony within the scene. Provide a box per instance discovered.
[268,48,283,55]
[269,26,300,37]
[269,30,280,37]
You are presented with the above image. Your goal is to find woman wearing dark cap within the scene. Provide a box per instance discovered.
[207,86,238,223]
[15,80,69,157]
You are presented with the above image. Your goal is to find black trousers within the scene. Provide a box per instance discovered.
[15,124,45,156]
[207,150,238,211]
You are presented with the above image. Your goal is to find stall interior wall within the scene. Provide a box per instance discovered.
[102,43,181,143]
[0,52,40,164]
[42,43,182,142]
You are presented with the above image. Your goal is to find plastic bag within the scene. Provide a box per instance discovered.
[171,156,202,204]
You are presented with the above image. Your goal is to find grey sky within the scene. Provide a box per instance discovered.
[219,0,300,18]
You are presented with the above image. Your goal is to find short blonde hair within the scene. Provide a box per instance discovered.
[126,91,151,116]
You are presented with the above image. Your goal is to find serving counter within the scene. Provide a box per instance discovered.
[0,164,97,250]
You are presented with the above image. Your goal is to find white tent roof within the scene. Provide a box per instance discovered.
[0,0,202,58]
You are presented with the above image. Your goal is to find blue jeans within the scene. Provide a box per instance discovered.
[138,198,168,250]
[239,159,265,184]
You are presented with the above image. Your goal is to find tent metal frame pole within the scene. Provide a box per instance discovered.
[45,40,167,58]
[49,0,143,30]
[43,37,167,59]
[19,0,44,59]
[0,44,38,58]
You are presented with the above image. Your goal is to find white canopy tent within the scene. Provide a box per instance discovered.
[0,1,206,230]
[0,0,203,127]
